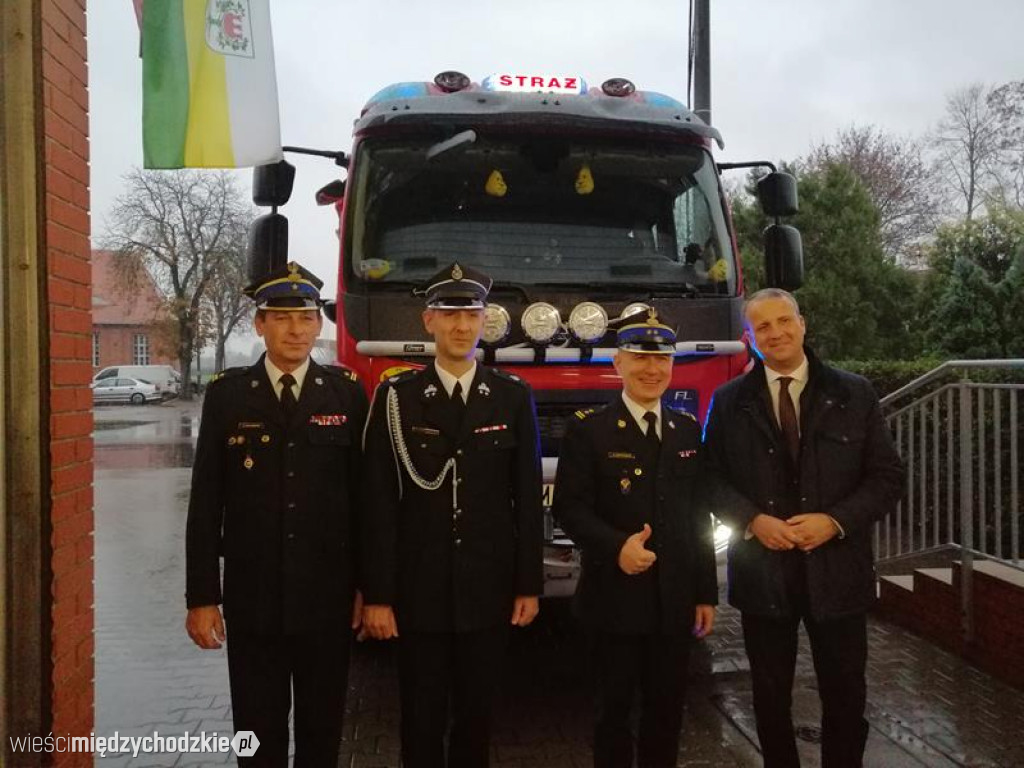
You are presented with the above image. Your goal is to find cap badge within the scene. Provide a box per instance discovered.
[286,262,302,282]
[452,263,463,280]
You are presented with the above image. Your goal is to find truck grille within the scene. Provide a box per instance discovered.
[535,400,608,457]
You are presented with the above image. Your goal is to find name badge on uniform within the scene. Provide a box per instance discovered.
[309,413,347,426]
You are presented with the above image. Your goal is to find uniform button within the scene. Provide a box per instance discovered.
[454,509,463,517]
[768,448,774,454]
[658,496,665,502]
[801,496,807,502]
[287,441,296,449]
[455,538,462,546]
[287,533,296,540]
[287,502,296,509]
[456,449,464,457]
[287,471,295,478]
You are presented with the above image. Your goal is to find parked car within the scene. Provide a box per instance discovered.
[91,376,162,405]
[92,365,181,397]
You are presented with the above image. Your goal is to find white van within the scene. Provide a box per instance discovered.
[92,365,181,397]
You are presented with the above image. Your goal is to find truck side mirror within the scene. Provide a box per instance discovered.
[757,172,799,217]
[764,224,803,290]
[253,160,296,207]
[315,180,346,206]
[247,212,289,282]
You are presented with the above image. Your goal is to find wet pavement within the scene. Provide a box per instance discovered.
[94,400,1024,767]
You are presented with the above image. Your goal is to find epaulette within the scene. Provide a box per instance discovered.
[491,368,527,386]
[324,364,359,383]
[574,404,608,420]
[208,367,246,386]
[385,368,420,386]
[666,405,698,423]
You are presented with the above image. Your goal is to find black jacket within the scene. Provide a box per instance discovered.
[185,356,368,635]
[360,364,544,633]
[703,349,904,620]
[554,397,718,634]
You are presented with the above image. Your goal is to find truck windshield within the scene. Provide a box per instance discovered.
[347,135,736,294]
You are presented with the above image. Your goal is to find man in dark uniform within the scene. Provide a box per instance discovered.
[554,311,718,768]
[703,288,903,768]
[361,262,544,768]
[185,262,368,767]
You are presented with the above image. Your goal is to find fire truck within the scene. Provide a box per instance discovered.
[248,71,802,595]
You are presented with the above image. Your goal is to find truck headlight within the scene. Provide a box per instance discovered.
[620,302,651,321]
[568,302,608,344]
[482,303,511,345]
[521,302,561,345]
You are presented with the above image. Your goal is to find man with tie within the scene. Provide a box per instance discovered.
[553,311,718,768]
[361,262,544,768]
[703,288,903,768]
[185,262,368,766]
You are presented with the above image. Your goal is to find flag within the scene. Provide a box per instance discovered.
[142,0,283,168]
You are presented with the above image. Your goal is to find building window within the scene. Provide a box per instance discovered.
[133,334,150,365]
[92,332,100,367]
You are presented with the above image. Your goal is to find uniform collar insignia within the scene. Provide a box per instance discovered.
[424,383,438,398]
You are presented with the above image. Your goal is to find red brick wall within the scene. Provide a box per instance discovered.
[93,326,177,371]
[42,0,93,761]
[877,564,1024,690]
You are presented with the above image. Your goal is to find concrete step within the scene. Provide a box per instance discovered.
[880,574,914,591]
[915,567,953,585]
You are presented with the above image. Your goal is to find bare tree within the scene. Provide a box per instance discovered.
[103,169,250,400]
[205,242,252,372]
[807,125,942,262]
[987,79,1024,209]
[929,84,1003,221]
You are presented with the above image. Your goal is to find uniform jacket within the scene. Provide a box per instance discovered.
[185,355,368,635]
[554,398,718,634]
[703,349,904,620]
[360,364,544,633]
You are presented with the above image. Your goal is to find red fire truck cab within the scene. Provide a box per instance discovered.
[249,71,802,595]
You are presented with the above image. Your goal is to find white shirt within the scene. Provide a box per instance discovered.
[265,356,310,402]
[621,392,662,439]
[434,360,476,403]
[764,356,809,432]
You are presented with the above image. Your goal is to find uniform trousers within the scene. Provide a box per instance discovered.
[398,626,509,768]
[226,629,351,767]
[591,631,693,768]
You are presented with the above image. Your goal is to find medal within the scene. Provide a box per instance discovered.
[620,477,631,494]
[244,456,254,470]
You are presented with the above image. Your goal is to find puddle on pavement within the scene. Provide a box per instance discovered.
[95,442,196,470]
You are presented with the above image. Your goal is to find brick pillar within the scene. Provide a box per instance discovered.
[43,0,94,761]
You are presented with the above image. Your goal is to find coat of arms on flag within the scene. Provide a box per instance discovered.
[206,0,254,59]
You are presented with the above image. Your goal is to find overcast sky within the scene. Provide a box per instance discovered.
[87,0,1024,302]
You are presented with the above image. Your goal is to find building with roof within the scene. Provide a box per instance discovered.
[91,249,176,371]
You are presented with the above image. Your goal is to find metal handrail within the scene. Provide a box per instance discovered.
[881,359,1024,407]
[876,359,1023,645]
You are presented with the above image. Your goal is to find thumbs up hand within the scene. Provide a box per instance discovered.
[618,524,658,575]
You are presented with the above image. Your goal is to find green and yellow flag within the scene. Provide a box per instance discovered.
[142,0,282,168]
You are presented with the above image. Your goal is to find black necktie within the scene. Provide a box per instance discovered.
[279,373,297,417]
[450,381,466,422]
[778,376,800,464]
[643,411,660,452]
